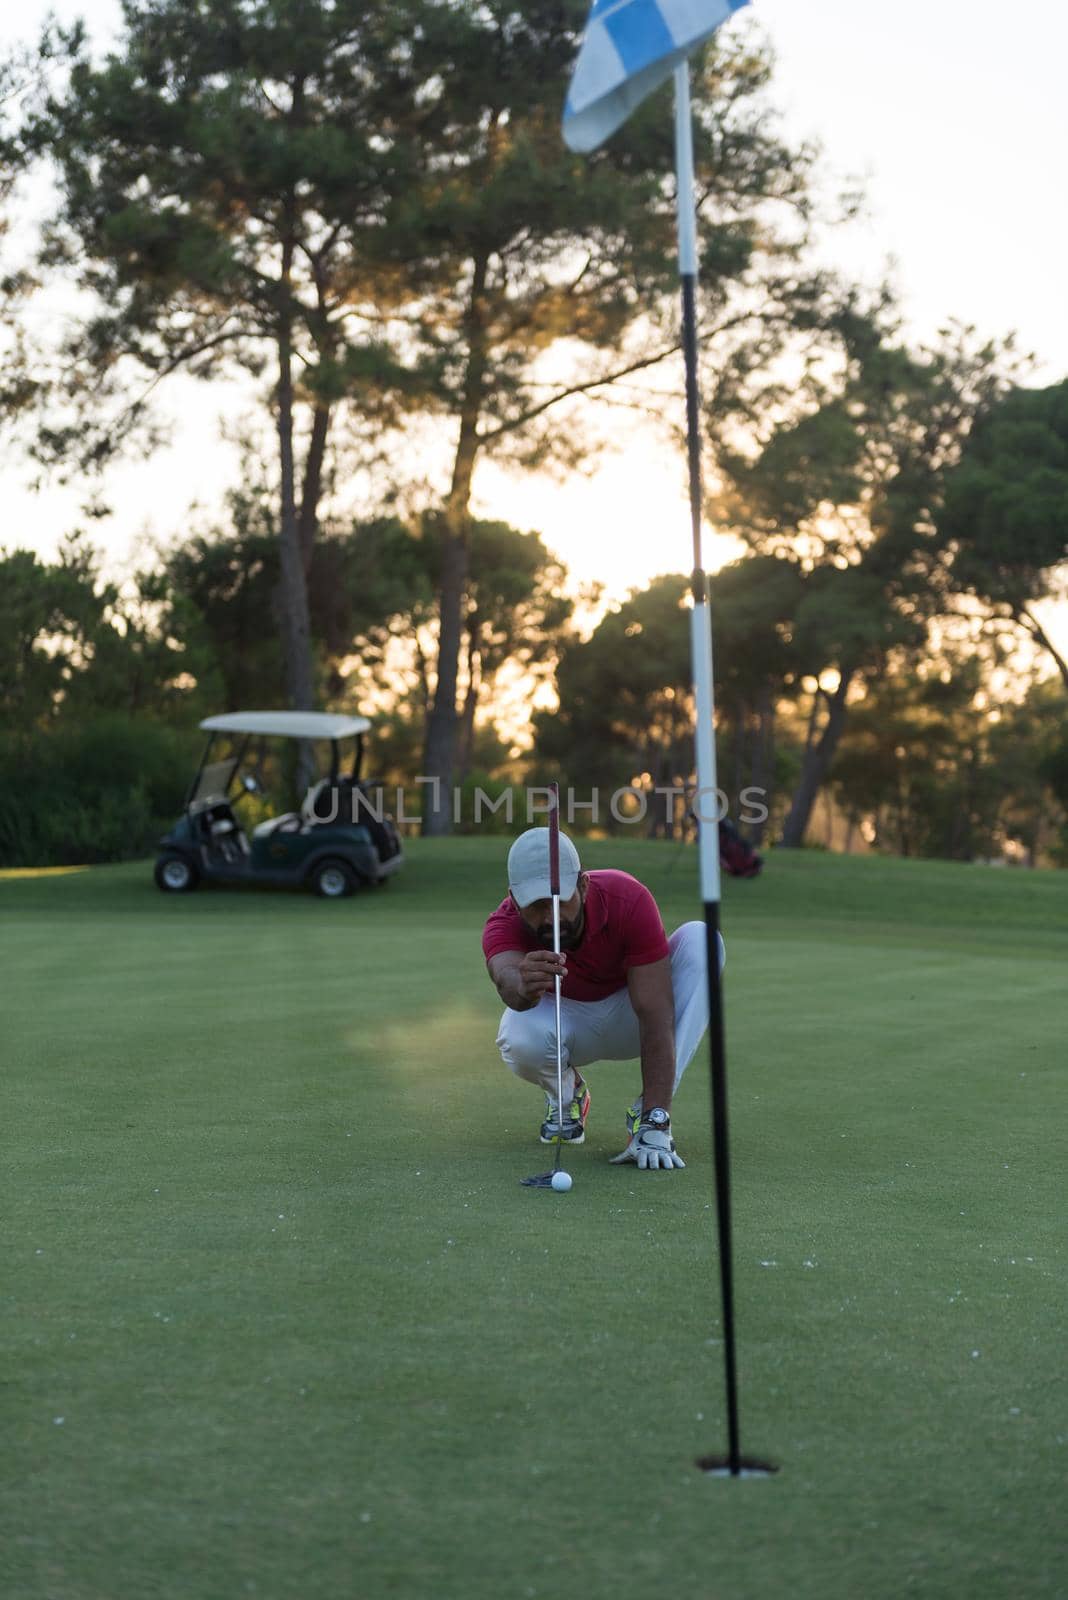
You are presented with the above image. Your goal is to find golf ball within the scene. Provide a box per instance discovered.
[551,1171,572,1192]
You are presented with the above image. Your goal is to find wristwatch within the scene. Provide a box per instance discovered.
[643,1107,671,1129]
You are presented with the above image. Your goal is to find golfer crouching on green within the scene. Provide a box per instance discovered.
[482,826,723,1171]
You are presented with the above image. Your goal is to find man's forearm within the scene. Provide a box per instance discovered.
[638,1017,676,1112]
[494,971,538,1011]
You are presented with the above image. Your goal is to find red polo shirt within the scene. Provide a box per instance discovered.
[482,869,670,1003]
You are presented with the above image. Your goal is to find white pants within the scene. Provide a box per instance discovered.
[495,921,722,1102]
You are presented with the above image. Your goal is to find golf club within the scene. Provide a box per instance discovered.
[520,782,569,1189]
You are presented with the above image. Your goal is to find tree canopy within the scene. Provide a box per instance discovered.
[714,311,1017,844]
[5,3,1067,867]
[21,0,831,828]
[938,379,1068,688]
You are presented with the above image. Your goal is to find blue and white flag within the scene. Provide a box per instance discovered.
[563,0,749,153]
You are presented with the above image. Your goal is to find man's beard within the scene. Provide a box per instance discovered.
[535,909,585,950]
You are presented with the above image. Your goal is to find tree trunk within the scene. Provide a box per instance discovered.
[457,615,480,782]
[275,222,316,792]
[780,669,855,847]
[647,740,669,838]
[271,82,316,791]
[749,687,773,846]
[421,253,490,836]
[732,699,744,820]
[412,629,432,718]
[277,337,316,715]
[298,400,331,575]
[421,527,468,834]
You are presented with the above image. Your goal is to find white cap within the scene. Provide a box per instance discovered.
[507,827,581,907]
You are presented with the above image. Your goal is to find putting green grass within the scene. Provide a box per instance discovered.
[3,841,1066,1600]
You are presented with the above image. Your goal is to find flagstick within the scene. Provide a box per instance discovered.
[674,63,776,1480]
[549,782,566,1176]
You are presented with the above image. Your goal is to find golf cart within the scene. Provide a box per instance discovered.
[154,711,404,898]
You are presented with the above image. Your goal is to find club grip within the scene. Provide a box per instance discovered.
[548,781,560,896]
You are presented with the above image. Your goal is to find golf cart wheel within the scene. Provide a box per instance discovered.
[154,853,199,893]
[310,858,357,899]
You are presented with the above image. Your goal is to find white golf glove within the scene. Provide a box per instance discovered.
[610,1110,686,1171]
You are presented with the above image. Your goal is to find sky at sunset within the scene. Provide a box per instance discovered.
[3,0,1066,646]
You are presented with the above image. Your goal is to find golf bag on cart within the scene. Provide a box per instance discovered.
[307,777,403,865]
[719,817,763,878]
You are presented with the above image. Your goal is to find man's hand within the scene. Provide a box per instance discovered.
[487,949,565,1010]
[610,1116,686,1171]
[517,949,566,1002]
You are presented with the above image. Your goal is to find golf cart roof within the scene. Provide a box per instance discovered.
[200,711,371,740]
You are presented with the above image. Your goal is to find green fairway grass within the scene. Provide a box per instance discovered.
[3,842,1066,1600]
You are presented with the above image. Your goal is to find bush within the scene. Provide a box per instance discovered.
[0,717,198,867]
